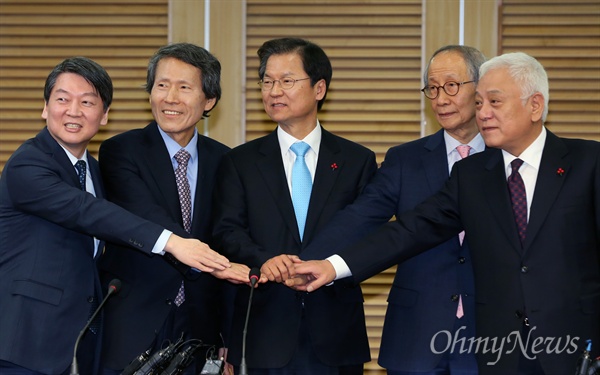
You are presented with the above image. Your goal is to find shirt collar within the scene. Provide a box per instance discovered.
[502,126,546,171]
[158,125,199,162]
[277,120,322,156]
[59,145,89,166]
[444,131,485,156]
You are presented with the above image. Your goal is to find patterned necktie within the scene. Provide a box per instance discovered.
[75,160,86,191]
[508,158,527,246]
[455,145,471,319]
[174,149,192,233]
[173,149,191,306]
[290,142,312,241]
[456,144,471,159]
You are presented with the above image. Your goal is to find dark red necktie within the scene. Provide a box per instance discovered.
[508,158,527,245]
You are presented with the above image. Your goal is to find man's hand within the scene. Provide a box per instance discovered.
[211,262,251,284]
[261,254,301,283]
[164,234,230,272]
[284,260,336,292]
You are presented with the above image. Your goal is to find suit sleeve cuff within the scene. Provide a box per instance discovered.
[152,229,172,255]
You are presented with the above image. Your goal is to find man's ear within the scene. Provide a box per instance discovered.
[530,92,544,122]
[315,79,326,101]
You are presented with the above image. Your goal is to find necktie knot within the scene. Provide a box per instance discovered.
[511,158,524,173]
[174,149,191,166]
[290,141,310,158]
[456,145,471,159]
[75,160,87,191]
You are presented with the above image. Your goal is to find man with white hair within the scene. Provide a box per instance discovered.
[291,52,600,375]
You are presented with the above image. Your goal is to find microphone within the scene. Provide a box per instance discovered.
[133,333,183,375]
[159,341,202,375]
[121,348,152,375]
[70,279,122,375]
[239,267,260,375]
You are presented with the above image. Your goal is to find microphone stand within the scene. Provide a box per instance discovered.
[70,279,121,375]
[240,268,260,375]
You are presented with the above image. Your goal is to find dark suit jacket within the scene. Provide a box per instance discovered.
[212,127,376,368]
[339,130,600,375]
[301,129,477,372]
[97,121,230,369]
[0,127,164,374]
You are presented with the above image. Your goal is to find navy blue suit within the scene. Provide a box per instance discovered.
[302,129,478,373]
[212,127,376,369]
[337,130,600,375]
[98,121,231,371]
[0,127,164,374]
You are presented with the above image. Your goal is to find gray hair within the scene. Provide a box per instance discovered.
[424,45,486,86]
[479,52,549,122]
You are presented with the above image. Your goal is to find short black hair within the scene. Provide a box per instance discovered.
[257,37,332,111]
[44,57,113,112]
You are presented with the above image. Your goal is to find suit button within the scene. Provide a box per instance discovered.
[165,299,172,306]
[451,294,459,302]
[458,257,466,264]
[87,296,95,303]
[521,265,528,273]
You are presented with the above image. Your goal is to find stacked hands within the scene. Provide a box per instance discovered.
[259,255,336,292]
[165,235,335,290]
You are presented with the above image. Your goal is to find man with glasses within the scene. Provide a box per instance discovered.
[212,37,376,374]
[292,52,600,375]
[295,45,485,375]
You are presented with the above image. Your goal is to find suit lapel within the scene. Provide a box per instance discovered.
[37,127,82,189]
[483,150,523,253]
[88,157,105,199]
[523,131,569,251]
[256,131,301,243]
[37,128,98,257]
[303,129,342,242]
[423,130,451,191]
[142,122,183,224]
[191,135,219,234]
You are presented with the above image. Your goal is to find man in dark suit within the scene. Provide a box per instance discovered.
[299,45,485,375]
[0,57,231,375]
[98,43,249,374]
[291,52,600,375]
[211,37,376,374]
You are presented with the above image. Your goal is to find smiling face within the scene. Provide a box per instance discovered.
[475,67,544,156]
[427,51,478,140]
[42,72,109,158]
[261,52,325,137]
[150,57,216,147]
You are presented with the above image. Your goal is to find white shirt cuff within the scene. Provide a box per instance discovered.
[152,229,172,254]
[327,254,351,280]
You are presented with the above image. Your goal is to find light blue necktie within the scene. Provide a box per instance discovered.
[290,142,312,241]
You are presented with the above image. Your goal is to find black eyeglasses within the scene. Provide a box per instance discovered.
[421,81,475,100]
[258,77,311,91]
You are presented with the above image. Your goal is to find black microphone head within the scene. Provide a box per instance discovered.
[249,267,260,286]
[108,279,121,294]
